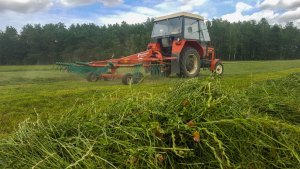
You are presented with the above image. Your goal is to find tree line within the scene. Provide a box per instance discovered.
[0,18,299,65]
[208,18,300,60]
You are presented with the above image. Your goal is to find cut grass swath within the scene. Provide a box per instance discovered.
[1,74,300,168]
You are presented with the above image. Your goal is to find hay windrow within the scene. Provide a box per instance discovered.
[1,74,300,168]
[247,73,300,125]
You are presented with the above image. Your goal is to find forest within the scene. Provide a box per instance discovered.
[0,18,299,65]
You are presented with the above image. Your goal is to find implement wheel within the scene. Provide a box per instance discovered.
[86,72,99,82]
[122,73,133,85]
[214,62,224,76]
[179,47,200,77]
[133,72,144,84]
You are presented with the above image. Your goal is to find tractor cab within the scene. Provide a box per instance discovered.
[151,12,211,56]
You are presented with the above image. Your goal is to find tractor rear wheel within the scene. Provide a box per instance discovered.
[214,62,224,75]
[122,73,133,85]
[86,72,99,82]
[179,47,200,77]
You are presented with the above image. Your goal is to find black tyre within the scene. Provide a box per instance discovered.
[179,47,200,77]
[122,73,133,85]
[214,62,224,76]
[86,72,99,82]
[133,72,144,84]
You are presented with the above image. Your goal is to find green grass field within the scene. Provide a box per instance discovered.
[0,60,300,168]
[0,60,300,137]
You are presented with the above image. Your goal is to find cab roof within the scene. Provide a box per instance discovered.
[154,12,204,21]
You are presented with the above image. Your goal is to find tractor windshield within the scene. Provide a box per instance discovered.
[151,17,182,38]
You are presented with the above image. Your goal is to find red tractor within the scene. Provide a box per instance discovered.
[57,12,223,84]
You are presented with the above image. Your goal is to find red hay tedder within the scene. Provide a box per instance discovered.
[56,12,224,85]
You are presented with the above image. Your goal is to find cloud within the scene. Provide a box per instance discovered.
[222,9,278,23]
[258,0,280,9]
[236,2,252,12]
[135,7,160,16]
[0,0,124,12]
[59,0,95,7]
[179,0,206,11]
[1,0,299,32]
[99,0,123,7]
[98,5,163,25]
[222,2,255,22]
[155,0,206,12]
[99,0,207,25]
[59,0,123,7]
[0,0,124,30]
[222,1,300,27]
[99,11,150,25]
[258,0,300,10]
[0,0,53,13]
[0,10,97,31]
[278,7,300,22]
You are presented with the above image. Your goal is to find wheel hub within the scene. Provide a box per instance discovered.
[215,65,223,74]
[186,54,198,74]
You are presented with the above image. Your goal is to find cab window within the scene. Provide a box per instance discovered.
[151,17,182,38]
[184,18,200,40]
[199,20,211,42]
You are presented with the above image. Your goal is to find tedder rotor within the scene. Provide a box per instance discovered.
[56,12,224,85]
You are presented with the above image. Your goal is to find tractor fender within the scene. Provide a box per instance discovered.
[172,40,204,62]
[184,41,204,59]
[171,39,186,62]
[210,59,220,71]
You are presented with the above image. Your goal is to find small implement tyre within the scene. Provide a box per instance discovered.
[122,73,133,85]
[133,72,144,84]
[86,72,99,82]
[179,47,200,77]
[214,62,224,76]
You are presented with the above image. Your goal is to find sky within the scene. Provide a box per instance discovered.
[0,0,299,31]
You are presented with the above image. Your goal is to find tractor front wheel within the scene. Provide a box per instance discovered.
[214,62,224,76]
[86,72,99,82]
[179,47,200,77]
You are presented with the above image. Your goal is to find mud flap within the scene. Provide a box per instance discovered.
[171,60,180,75]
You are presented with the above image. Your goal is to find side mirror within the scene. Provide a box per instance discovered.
[188,27,192,33]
